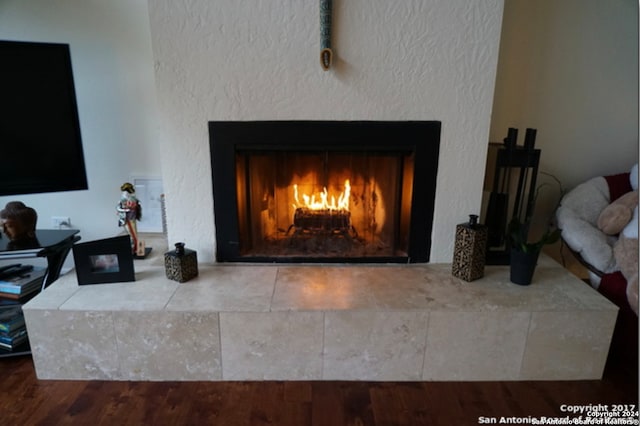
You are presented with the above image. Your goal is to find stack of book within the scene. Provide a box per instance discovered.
[0,265,46,300]
[0,306,27,351]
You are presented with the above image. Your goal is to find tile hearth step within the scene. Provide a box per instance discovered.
[23,247,617,381]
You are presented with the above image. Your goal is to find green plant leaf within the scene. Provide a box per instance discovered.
[507,217,561,253]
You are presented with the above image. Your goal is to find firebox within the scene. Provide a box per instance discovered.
[210,121,440,263]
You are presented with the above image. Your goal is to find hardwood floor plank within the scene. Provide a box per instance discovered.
[249,381,285,425]
[342,382,375,426]
[423,381,469,426]
[25,381,89,425]
[312,381,346,426]
[1,355,636,425]
[204,382,255,426]
[284,381,312,403]
[449,382,497,424]
[477,382,518,418]
[370,383,414,425]
[394,383,433,425]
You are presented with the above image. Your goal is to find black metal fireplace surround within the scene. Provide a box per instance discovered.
[210,121,440,263]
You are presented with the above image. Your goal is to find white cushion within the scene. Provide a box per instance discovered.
[556,176,618,274]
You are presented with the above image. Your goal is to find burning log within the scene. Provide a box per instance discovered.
[293,207,350,232]
[287,179,357,239]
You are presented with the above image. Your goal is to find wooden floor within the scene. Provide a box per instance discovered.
[0,355,636,426]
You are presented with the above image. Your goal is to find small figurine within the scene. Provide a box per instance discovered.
[117,182,142,254]
[0,201,38,243]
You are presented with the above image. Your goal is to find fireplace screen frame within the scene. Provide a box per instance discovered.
[210,121,440,263]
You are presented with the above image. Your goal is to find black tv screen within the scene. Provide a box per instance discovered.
[0,40,88,196]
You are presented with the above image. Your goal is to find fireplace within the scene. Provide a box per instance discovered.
[210,121,440,263]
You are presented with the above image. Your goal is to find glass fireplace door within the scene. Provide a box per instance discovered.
[235,150,415,260]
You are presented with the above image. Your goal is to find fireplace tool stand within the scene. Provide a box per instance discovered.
[485,128,540,265]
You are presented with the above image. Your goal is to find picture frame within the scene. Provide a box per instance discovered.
[72,235,135,285]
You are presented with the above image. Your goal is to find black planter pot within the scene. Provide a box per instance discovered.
[510,249,540,286]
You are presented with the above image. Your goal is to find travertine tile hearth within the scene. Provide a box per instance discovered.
[23,237,618,381]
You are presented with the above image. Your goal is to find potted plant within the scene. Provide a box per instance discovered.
[507,216,561,285]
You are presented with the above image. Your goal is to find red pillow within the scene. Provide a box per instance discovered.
[604,172,632,202]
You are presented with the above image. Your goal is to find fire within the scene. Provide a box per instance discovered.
[292,179,351,211]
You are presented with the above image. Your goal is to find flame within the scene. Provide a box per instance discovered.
[293,179,351,211]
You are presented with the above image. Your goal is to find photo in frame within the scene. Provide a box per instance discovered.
[72,235,135,285]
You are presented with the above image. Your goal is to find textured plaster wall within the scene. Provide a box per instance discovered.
[148,0,504,262]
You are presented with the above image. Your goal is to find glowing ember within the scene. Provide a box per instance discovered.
[292,179,351,212]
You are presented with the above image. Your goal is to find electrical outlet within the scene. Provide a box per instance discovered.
[51,216,71,228]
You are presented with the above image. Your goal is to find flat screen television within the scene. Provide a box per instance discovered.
[0,40,88,196]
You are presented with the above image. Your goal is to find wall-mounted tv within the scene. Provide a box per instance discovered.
[0,40,88,196]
